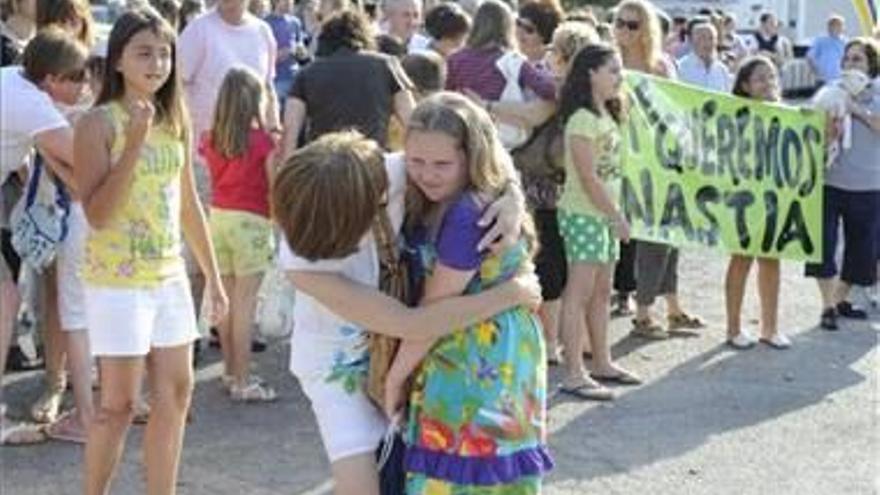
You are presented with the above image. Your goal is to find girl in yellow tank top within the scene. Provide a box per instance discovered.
[72,10,228,494]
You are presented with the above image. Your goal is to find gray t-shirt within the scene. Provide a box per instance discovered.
[827,85,880,191]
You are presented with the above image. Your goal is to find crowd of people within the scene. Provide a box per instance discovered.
[0,0,878,493]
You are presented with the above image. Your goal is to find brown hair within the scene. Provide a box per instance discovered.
[21,26,88,84]
[210,67,266,158]
[36,0,94,47]
[96,8,188,139]
[732,55,777,98]
[272,131,388,261]
[466,0,514,50]
[844,37,880,79]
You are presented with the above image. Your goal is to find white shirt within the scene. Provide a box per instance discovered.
[279,153,407,384]
[0,67,68,184]
[178,9,277,141]
[677,53,732,93]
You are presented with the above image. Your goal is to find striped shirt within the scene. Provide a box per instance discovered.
[446,47,556,101]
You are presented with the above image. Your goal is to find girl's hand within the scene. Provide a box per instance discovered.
[125,98,154,151]
[478,184,525,253]
[203,280,230,326]
[612,216,631,243]
[510,270,543,312]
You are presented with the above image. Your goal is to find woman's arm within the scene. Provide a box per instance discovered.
[180,139,229,324]
[34,127,77,194]
[849,100,880,133]
[570,135,630,241]
[393,89,416,126]
[287,269,539,339]
[282,97,306,160]
[74,101,150,229]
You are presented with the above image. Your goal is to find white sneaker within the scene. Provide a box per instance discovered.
[760,333,792,350]
[728,330,757,349]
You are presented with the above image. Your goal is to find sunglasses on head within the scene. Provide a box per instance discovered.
[516,18,537,35]
[615,18,641,31]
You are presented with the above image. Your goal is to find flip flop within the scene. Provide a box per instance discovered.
[45,411,86,444]
[590,370,643,385]
[667,312,706,330]
[558,383,615,401]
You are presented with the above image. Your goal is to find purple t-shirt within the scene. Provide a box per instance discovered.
[446,47,556,102]
[435,194,487,271]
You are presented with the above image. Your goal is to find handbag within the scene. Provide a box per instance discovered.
[510,115,565,209]
[10,154,70,272]
[365,206,411,408]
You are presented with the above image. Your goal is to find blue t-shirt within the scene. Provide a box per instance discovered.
[808,35,846,83]
[264,13,304,80]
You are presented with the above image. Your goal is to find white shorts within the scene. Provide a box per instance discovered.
[85,276,199,357]
[57,203,87,331]
[297,376,387,462]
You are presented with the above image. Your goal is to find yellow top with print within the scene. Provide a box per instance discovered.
[558,108,622,217]
[83,102,186,287]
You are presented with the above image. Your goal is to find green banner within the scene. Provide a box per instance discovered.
[621,71,825,262]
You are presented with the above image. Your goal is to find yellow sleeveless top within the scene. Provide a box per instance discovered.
[83,102,186,288]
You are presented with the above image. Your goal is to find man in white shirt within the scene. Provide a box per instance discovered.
[380,0,430,53]
[677,21,732,92]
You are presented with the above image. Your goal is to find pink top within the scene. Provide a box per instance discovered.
[178,10,277,143]
[198,128,275,218]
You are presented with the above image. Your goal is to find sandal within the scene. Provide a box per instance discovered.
[667,312,706,330]
[132,399,151,425]
[591,369,643,385]
[610,293,634,318]
[230,379,278,402]
[558,382,615,401]
[45,410,87,444]
[30,380,66,424]
[630,318,669,340]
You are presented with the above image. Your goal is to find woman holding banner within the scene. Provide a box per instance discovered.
[805,37,880,330]
[613,0,705,338]
[725,56,790,350]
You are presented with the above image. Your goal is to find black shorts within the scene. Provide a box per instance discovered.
[805,186,880,286]
[533,209,567,301]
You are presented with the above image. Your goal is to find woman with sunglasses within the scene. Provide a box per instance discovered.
[611,0,705,340]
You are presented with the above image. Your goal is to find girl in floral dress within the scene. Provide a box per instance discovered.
[384,92,553,494]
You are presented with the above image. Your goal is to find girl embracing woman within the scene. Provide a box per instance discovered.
[556,43,641,402]
[199,67,278,402]
[73,9,227,494]
[385,91,553,494]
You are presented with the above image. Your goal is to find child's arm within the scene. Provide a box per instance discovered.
[287,269,540,339]
[570,135,630,241]
[180,138,229,326]
[281,97,306,160]
[75,100,150,229]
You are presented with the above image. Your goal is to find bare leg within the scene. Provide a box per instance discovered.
[33,266,67,423]
[230,274,263,386]
[216,275,235,378]
[144,344,193,495]
[832,281,852,306]
[725,255,753,339]
[330,452,381,495]
[816,278,836,309]
[0,279,20,385]
[585,264,621,374]
[66,330,94,428]
[757,258,780,340]
[538,300,561,360]
[84,357,145,495]
[560,263,600,387]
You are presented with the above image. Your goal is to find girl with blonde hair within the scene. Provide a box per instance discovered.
[198,67,278,401]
